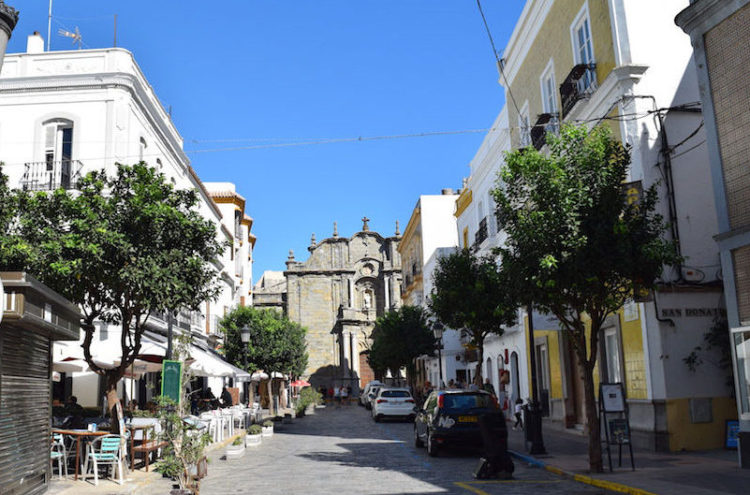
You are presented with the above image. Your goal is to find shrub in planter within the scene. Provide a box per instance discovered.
[225,436,245,460]
[245,424,262,447]
[261,420,274,437]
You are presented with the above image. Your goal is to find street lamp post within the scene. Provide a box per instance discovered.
[0,2,19,73]
[526,304,547,455]
[432,321,444,389]
[240,324,250,402]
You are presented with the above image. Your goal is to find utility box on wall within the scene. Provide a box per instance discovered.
[0,272,80,494]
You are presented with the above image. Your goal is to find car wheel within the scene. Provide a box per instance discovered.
[365,403,371,410]
[427,432,439,457]
[414,425,424,447]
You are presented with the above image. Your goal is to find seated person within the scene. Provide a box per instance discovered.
[220,386,233,407]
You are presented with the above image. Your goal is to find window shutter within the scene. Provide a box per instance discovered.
[44,125,56,149]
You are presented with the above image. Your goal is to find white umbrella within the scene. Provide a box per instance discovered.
[250,371,269,382]
[52,359,86,373]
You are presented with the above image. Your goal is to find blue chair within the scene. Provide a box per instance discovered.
[82,434,125,485]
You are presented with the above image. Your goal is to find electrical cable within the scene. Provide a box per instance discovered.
[475,0,521,117]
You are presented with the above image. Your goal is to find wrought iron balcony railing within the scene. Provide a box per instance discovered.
[560,63,597,118]
[474,217,488,246]
[530,113,560,150]
[20,160,83,191]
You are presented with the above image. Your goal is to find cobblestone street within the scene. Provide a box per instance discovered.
[200,404,604,495]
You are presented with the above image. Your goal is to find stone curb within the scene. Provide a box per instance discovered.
[508,450,657,495]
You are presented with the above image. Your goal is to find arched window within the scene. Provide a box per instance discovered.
[43,119,73,167]
[39,118,74,189]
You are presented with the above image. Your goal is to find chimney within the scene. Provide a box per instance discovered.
[441,188,454,195]
[27,31,44,53]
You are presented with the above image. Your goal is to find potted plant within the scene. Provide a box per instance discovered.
[154,397,212,495]
[261,420,274,437]
[225,436,245,460]
[246,424,262,447]
[299,387,322,415]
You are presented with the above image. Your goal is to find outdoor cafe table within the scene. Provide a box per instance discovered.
[51,428,108,481]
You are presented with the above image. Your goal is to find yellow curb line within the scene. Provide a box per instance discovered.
[546,465,658,495]
[454,482,491,495]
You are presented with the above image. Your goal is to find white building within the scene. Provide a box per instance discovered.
[397,192,461,388]
[0,33,253,406]
[454,0,730,450]
[454,108,530,413]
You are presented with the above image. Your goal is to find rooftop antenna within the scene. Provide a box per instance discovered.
[58,26,83,50]
[47,0,53,51]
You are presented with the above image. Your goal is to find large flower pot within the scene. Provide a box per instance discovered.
[305,404,316,415]
[261,426,274,437]
[225,443,245,460]
[245,434,262,447]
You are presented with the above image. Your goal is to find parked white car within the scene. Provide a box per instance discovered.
[364,385,383,410]
[359,380,383,407]
[371,388,416,422]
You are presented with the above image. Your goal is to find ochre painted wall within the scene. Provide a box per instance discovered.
[619,308,647,400]
[665,397,737,451]
[507,0,617,146]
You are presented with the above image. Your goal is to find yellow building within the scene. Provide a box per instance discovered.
[471,0,734,452]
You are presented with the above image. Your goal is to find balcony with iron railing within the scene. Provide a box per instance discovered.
[560,63,597,118]
[474,217,488,246]
[20,160,83,191]
[530,113,560,150]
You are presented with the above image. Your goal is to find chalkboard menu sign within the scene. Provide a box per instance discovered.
[161,360,183,407]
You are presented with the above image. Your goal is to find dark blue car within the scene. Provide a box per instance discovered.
[413,389,507,457]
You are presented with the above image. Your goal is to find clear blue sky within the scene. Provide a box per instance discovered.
[7,1,526,278]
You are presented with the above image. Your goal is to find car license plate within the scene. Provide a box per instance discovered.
[458,415,477,423]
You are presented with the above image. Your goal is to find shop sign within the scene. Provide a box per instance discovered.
[660,307,727,318]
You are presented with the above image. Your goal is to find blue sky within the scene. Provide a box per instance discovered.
[7,1,526,277]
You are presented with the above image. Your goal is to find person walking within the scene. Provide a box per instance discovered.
[513,398,524,430]
[341,385,349,405]
[333,385,341,408]
[483,378,496,396]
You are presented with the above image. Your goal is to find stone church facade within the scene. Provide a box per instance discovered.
[284,219,402,390]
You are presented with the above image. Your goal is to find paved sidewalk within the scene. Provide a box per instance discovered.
[508,421,748,495]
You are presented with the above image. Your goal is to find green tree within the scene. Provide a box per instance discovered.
[221,305,308,409]
[494,124,677,472]
[0,164,33,269]
[368,305,436,385]
[8,164,223,431]
[429,248,518,385]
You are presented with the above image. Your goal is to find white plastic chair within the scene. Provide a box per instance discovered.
[82,434,125,486]
[50,434,67,479]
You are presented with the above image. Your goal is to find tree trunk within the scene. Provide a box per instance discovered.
[105,372,123,434]
[582,364,602,473]
[248,382,255,407]
[267,379,274,416]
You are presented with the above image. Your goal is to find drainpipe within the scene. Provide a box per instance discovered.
[0,1,19,73]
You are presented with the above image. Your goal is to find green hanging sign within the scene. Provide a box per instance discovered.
[161,360,182,406]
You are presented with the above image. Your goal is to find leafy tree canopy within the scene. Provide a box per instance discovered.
[368,305,436,379]
[2,164,223,399]
[221,305,308,377]
[493,124,677,472]
[429,248,518,382]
